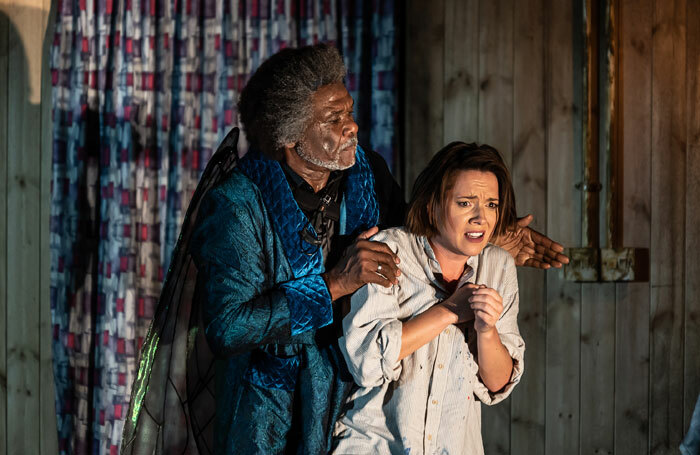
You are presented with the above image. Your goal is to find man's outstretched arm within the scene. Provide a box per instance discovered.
[492,214,570,269]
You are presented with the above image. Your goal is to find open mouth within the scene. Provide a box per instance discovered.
[465,232,485,242]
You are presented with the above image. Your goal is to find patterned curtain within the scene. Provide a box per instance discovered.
[49,0,398,453]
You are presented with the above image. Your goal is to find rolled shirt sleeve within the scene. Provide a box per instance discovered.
[472,255,525,405]
[339,282,404,388]
[332,232,526,455]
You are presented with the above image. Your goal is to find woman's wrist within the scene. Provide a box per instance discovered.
[476,326,499,339]
[436,301,460,325]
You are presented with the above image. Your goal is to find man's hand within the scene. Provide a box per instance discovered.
[322,226,401,301]
[492,214,570,269]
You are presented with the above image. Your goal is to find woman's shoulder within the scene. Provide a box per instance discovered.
[369,226,416,248]
[481,244,520,306]
[481,243,516,271]
[370,227,429,266]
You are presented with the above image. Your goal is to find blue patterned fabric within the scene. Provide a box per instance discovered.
[237,152,325,278]
[237,146,378,336]
[681,393,700,455]
[281,274,334,335]
[340,0,399,170]
[189,146,379,453]
[341,145,380,236]
[243,351,301,391]
[50,0,397,451]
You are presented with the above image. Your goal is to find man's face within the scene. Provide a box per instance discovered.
[294,82,359,171]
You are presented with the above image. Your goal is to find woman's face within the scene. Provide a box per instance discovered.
[432,169,500,259]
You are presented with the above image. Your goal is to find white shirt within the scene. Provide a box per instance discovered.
[332,227,525,455]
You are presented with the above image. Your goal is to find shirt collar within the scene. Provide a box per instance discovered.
[419,235,480,290]
[280,161,343,193]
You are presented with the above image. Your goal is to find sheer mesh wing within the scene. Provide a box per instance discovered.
[121,128,240,455]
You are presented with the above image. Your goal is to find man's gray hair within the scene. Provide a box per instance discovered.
[238,44,347,158]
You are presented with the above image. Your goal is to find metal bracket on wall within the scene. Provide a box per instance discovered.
[563,0,650,283]
[564,247,649,282]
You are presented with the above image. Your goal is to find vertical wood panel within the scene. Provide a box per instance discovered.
[616,284,651,453]
[580,283,615,454]
[40,0,58,452]
[0,7,9,455]
[443,0,478,144]
[406,2,700,454]
[404,0,444,195]
[684,0,700,434]
[545,0,581,454]
[509,0,547,452]
[477,0,514,165]
[615,1,652,454]
[685,142,700,435]
[477,2,514,453]
[650,0,687,452]
[6,3,43,453]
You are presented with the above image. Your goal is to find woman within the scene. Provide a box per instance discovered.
[332,142,525,455]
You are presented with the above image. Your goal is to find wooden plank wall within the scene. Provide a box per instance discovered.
[0,0,58,453]
[0,7,8,454]
[615,1,652,455]
[686,0,700,449]
[0,0,698,453]
[404,0,700,453]
[510,0,546,453]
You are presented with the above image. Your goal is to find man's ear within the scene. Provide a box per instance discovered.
[280,142,298,162]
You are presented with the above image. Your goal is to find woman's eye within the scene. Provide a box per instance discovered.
[488,202,499,209]
[457,201,470,207]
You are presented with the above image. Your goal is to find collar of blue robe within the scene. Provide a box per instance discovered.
[237,144,379,279]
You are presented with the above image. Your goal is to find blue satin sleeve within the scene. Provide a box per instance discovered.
[190,179,332,357]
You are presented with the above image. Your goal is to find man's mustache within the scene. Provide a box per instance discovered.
[340,137,358,151]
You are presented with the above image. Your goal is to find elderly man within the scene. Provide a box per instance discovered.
[191,44,406,454]
[122,43,567,454]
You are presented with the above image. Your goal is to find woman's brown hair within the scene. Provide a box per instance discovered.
[405,142,517,239]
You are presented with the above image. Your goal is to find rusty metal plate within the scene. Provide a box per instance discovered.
[564,248,599,282]
[601,247,649,282]
[563,247,649,282]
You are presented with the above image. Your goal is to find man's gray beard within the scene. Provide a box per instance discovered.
[295,138,357,171]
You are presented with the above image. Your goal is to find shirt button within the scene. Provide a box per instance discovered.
[432,399,438,405]
[438,363,444,369]
[427,434,432,441]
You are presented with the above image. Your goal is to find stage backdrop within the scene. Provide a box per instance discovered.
[49,0,398,453]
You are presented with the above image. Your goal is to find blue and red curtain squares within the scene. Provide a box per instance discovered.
[49,0,398,453]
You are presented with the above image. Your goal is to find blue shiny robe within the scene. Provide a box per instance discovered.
[189,146,379,454]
